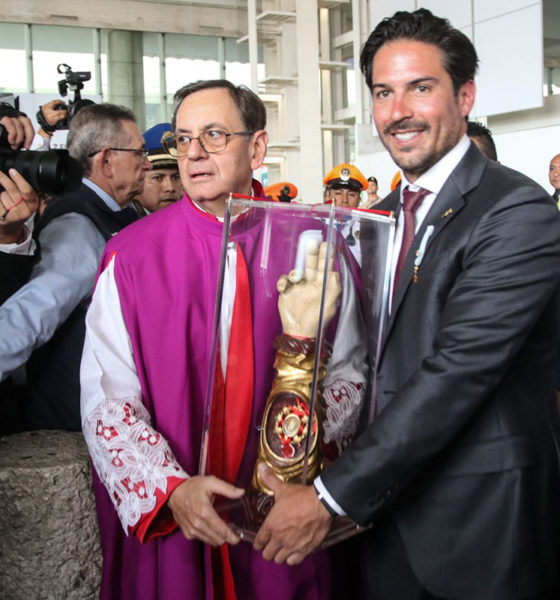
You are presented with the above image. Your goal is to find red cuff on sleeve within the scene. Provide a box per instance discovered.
[130,476,187,543]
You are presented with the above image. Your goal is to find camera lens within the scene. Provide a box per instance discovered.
[0,149,83,196]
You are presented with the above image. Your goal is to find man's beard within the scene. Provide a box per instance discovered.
[380,118,460,179]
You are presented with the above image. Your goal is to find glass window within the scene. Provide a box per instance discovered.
[33,51,96,95]
[544,65,560,97]
[0,21,260,124]
[143,55,160,102]
[31,25,97,95]
[342,51,355,110]
[165,57,221,97]
[0,23,26,93]
[0,49,26,93]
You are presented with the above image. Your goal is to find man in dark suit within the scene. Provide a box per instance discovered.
[254,9,560,599]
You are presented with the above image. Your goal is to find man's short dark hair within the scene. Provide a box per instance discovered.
[172,80,266,133]
[360,8,478,96]
[467,121,498,161]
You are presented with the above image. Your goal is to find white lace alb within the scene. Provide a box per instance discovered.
[83,395,188,532]
[323,378,363,452]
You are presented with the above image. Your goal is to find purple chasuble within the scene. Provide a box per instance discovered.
[91,193,338,600]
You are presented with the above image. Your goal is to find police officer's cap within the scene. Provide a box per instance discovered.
[143,123,177,169]
[264,181,298,202]
[323,163,367,192]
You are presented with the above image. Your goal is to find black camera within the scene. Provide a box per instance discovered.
[37,64,95,132]
[57,63,91,96]
[0,106,83,196]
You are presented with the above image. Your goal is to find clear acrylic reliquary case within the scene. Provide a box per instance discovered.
[199,195,395,548]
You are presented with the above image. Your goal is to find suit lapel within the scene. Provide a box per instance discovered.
[380,144,489,355]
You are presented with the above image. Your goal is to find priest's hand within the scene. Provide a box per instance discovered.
[253,463,332,565]
[167,476,244,546]
[277,241,341,338]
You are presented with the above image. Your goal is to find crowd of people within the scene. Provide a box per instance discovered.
[1,7,560,600]
[0,103,184,433]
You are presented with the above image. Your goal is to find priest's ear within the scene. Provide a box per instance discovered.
[249,130,268,171]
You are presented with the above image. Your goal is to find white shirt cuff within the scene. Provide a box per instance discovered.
[313,475,347,516]
[0,224,36,255]
[29,132,50,151]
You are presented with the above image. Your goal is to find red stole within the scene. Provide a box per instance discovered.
[209,247,254,600]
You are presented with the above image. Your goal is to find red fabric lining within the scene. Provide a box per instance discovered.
[130,475,187,542]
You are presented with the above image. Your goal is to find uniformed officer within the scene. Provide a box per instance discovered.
[323,163,367,208]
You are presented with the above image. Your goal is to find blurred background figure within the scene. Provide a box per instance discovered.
[549,153,560,207]
[361,175,382,208]
[467,120,498,162]
[323,162,368,264]
[323,162,367,208]
[390,170,402,192]
[132,123,183,216]
[264,181,298,202]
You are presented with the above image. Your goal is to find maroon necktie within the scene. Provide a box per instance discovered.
[394,186,429,290]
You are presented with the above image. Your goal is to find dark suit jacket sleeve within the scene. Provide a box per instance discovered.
[320,171,560,526]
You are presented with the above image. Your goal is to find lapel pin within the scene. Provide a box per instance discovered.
[414,225,435,283]
[441,208,453,218]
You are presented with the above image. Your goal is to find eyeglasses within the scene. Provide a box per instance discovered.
[88,147,149,159]
[162,129,255,157]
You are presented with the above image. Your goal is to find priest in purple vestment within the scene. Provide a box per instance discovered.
[80,80,366,600]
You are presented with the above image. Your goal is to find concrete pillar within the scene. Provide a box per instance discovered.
[107,29,146,129]
[296,0,323,204]
[0,430,101,599]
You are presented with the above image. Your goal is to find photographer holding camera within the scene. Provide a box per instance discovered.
[0,98,85,295]
[35,63,94,142]
[35,99,69,144]
[0,107,41,303]
[0,168,39,294]
[0,103,147,433]
[0,108,43,433]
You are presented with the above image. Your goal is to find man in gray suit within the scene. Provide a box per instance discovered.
[254,9,560,600]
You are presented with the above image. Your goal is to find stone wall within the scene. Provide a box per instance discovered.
[0,430,101,599]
